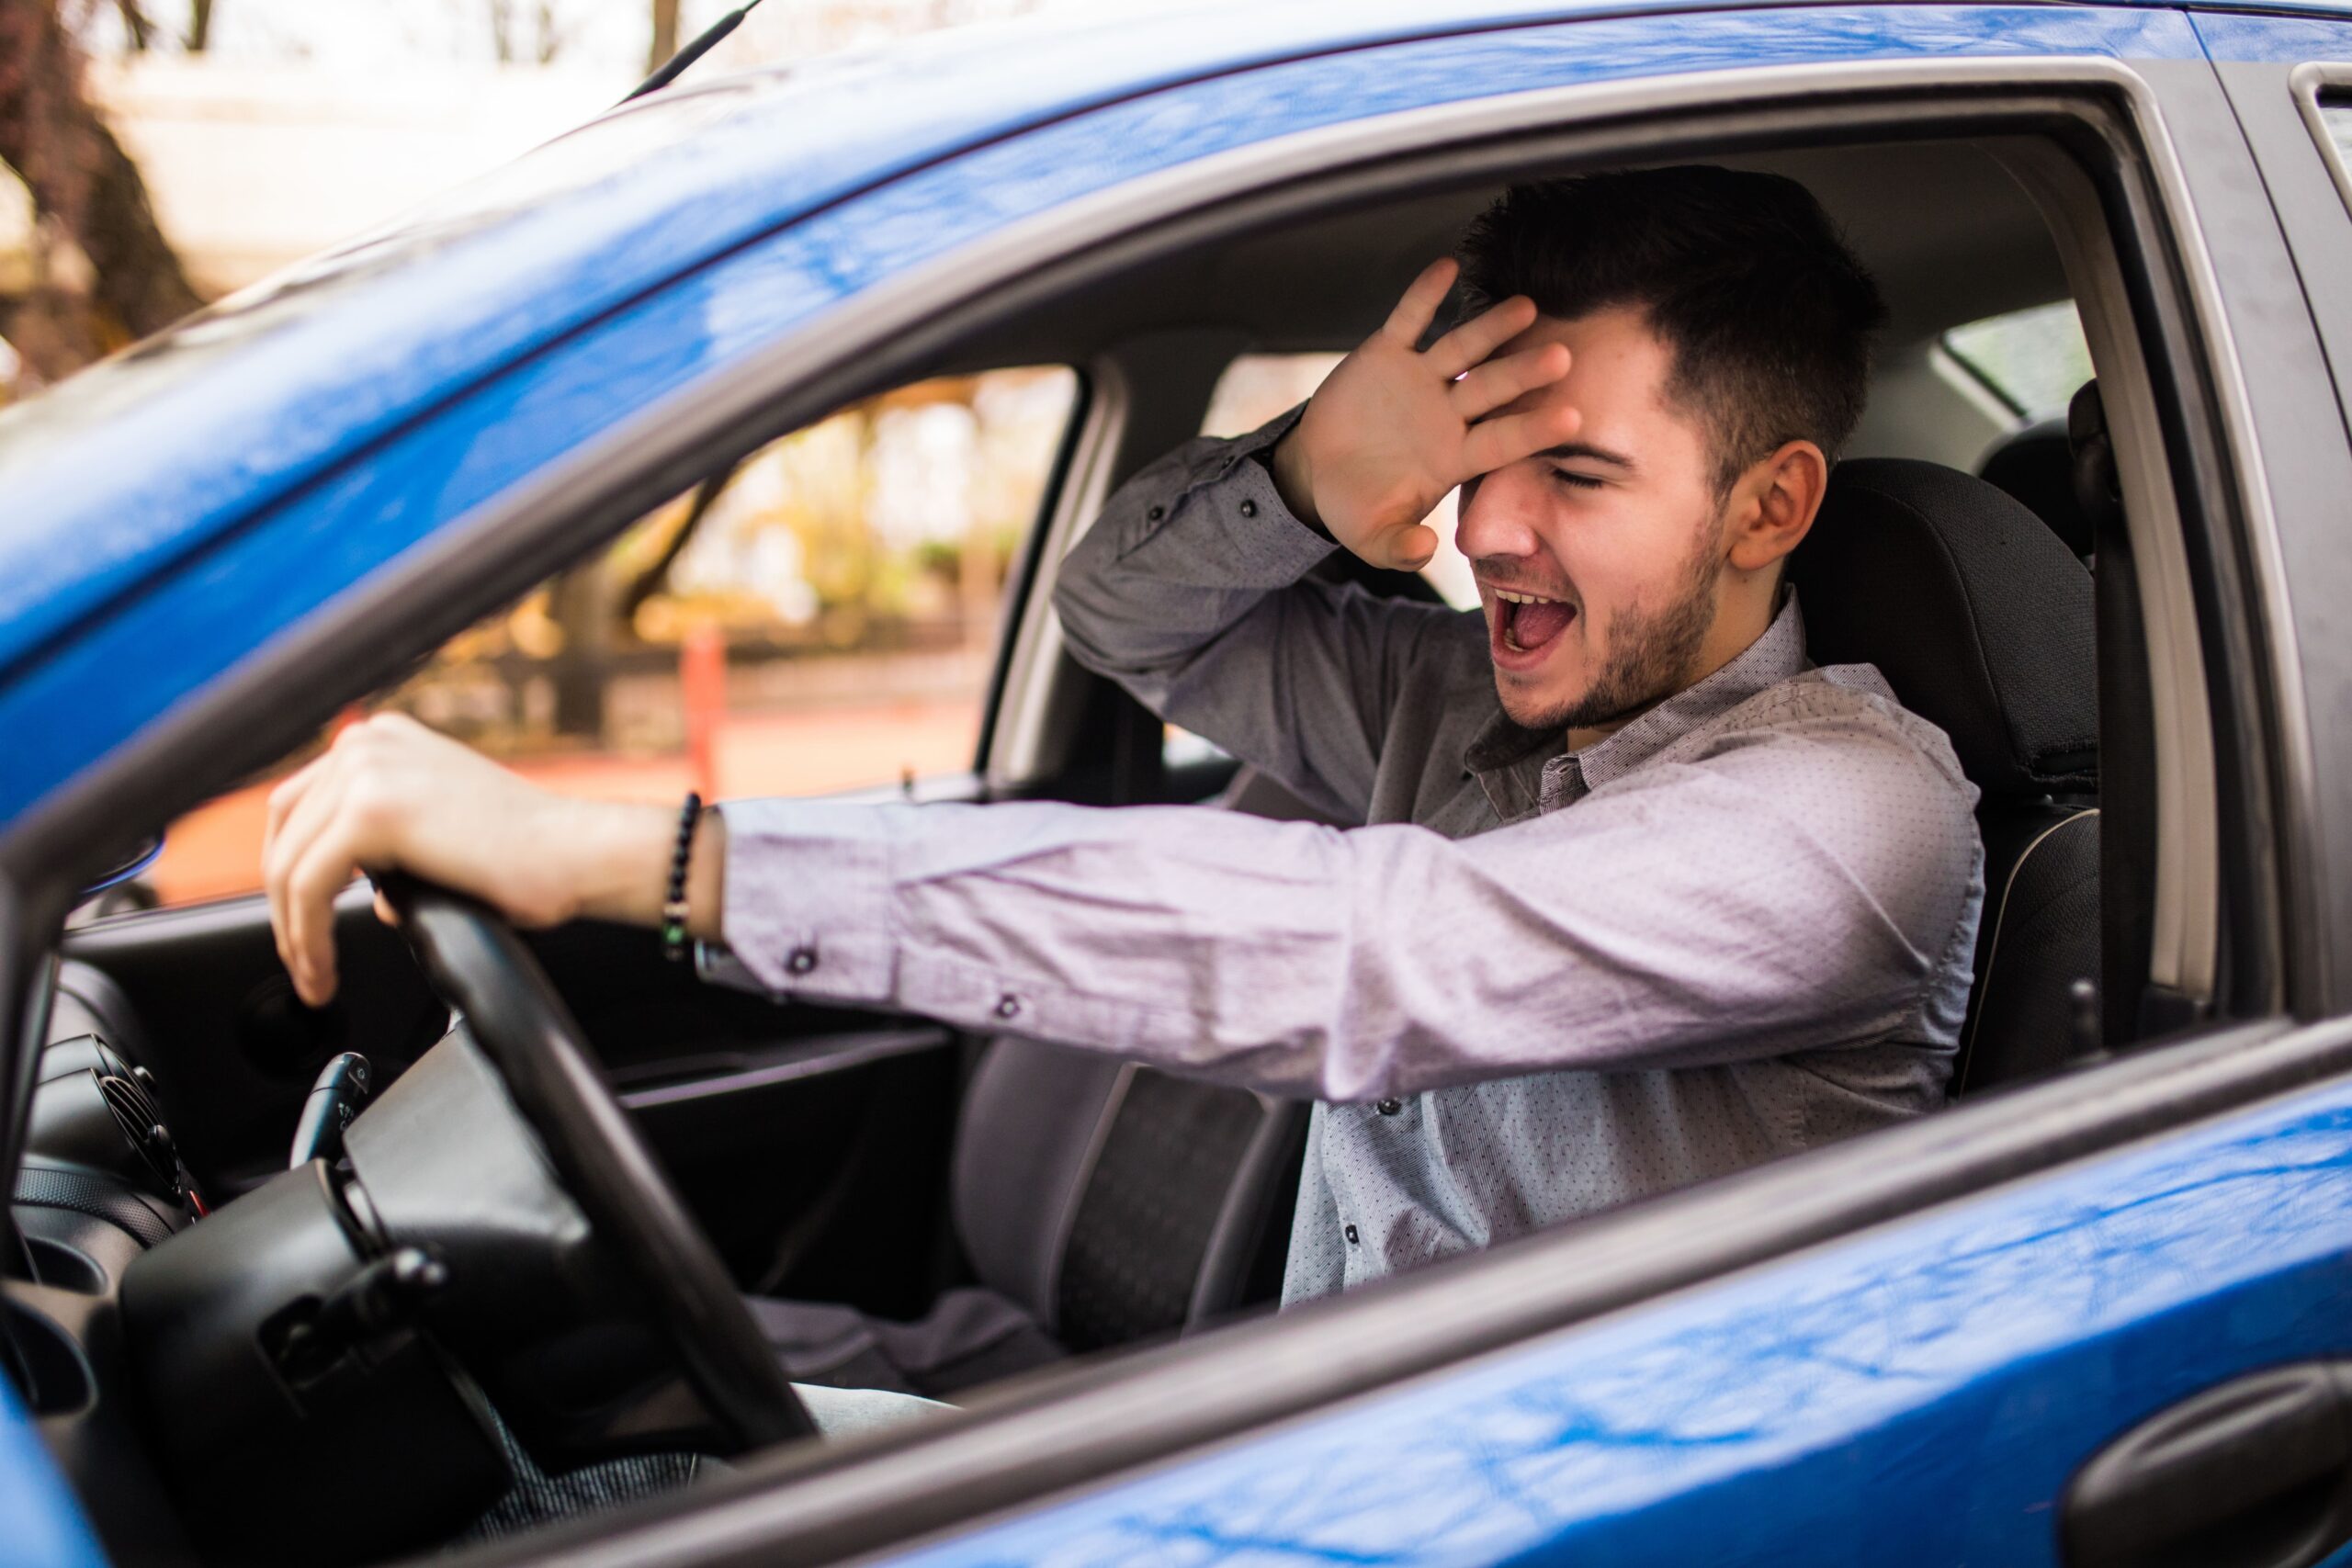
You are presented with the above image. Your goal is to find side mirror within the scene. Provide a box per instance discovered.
[80,833,163,901]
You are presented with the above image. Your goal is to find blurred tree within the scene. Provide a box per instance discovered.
[185,0,209,51]
[111,0,148,51]
[487,0,566,64]
[650,0,678,73]
[0,0,202,381]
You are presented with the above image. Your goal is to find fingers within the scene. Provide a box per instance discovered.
[1448,342,1570,423]
[1375,524,1441,571]
[266,764,356,1006]
[1377,257,1459,346]
[283,814,365,1006]
[263,753,329,856]
[1424,295,1538,380]
[1460,399,1586,479]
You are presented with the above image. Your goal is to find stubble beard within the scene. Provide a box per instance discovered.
[1501,509,1724,735]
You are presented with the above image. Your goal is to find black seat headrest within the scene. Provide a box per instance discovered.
[2067,378,2123,539]
[1793,457,2097,798]
[1978,414,2094,558]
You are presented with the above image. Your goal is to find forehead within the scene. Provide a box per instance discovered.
[1494,304,1697,439]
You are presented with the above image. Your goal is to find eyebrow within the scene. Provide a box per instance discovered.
[1537,441,1639,471]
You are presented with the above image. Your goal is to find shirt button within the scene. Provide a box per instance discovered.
[786,947,818,976]
[1375,1098,1402,1116]
[1343,1224,1360,1246]
[1238,499,1258,518]
[994,994,1022,1021]
[1146,504,1165,521]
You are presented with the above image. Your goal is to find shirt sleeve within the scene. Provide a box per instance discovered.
[705,710,1982,1102]
[1052,407,1463,824]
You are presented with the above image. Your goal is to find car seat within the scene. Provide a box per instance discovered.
[1792,457,2101,1095]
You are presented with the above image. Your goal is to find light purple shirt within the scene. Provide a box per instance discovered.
[706,414,1984,1303]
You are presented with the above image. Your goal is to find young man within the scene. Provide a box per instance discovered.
[265,166,1981,1317]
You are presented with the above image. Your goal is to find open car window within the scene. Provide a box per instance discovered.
[141,367,1080,908]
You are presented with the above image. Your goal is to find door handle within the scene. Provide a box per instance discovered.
[2064,1361,2352,1568]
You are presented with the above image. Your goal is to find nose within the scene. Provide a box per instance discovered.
[1455,463,1544,564]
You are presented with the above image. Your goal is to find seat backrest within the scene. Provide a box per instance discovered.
[947,758,1331,1348]
[1793,457,2100,1094]
[948,1042,1305,1350]
[1958,807,2099,1092]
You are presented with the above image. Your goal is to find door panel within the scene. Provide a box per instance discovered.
[879,1033,2352,1567]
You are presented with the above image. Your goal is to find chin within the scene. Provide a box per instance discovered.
[1493,674,1582,732]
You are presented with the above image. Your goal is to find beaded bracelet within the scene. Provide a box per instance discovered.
[662,791,702,962]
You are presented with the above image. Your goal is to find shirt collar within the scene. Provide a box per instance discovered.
[1464,591,1813,818]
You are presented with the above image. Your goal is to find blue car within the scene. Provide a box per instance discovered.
[6,2,2352,1563]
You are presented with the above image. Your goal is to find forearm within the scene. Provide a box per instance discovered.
[698,768,1960,1100]
[1054,408,1330,694]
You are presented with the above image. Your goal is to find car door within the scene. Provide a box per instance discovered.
[408,11,2352,1568]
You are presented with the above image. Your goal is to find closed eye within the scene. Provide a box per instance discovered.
[1548,467,1608,491]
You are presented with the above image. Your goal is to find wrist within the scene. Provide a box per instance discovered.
[1268,428,1326,534]
[563,799,680,928]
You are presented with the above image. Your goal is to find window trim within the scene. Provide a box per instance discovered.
[2290,62,2352,219]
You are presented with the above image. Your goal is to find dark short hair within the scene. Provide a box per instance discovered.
[1457,165,1887,491]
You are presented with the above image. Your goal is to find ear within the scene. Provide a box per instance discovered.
[1724,439,1828,575]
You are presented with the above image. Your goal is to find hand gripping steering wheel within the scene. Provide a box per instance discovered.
[376,873,815,1450]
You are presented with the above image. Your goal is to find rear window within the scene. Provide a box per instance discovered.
[2315,93,2352,212]
[1942,301,2093,422]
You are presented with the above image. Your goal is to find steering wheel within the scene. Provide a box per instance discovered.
[375,873,815,1450]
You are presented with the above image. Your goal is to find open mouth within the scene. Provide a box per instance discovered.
[1493,589,1577,656]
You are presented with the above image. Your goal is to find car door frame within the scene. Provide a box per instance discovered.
[2192,14,2352,1021]
[342,30,2322,1568]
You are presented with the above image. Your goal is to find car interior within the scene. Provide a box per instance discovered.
[9,118,2205,1566]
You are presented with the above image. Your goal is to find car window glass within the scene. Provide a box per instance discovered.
[144,367,1080,908]
[1942,300,2093,421]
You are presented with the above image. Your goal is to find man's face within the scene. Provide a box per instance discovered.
[1456,305,1730,734]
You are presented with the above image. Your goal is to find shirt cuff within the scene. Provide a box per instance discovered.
[696,798,899,1006]
[1223,404,1336,540]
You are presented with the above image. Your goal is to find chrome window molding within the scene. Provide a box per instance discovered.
[1990,129,2230,1009]
[2290,62,2352,217]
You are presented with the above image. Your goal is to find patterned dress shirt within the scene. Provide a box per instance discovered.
[707,411,1985,1304]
